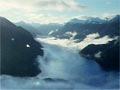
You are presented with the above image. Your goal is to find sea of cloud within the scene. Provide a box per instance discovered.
[0,35,119,90]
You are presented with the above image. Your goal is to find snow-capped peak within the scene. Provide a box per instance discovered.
[69,17,106,24]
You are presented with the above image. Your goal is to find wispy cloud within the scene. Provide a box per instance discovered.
[35,0,86,12]
[0,0,86,12]
[0,0,118,23]
[0,0,87,23]
[101,13,117,19]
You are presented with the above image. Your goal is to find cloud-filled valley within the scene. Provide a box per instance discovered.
[1,36,119,89]
[0,13,119,89]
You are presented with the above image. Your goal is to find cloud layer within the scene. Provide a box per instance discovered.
[35,0,86,12]
[0,0,86,23]
[0,0,119,23]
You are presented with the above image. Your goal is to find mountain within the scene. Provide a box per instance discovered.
[69,18,86,24]
[15,21,41,36]
[69,17,106,24]
[78,15,120,71]
[16,22,63,36]
[80,39,119,71]
[51,15,119,41]
[109,15,120,23]
[86,17,106,24]
[30,23,63,36]
[0,17,43,77]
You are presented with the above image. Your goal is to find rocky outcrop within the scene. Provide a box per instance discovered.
[0,17,43,77]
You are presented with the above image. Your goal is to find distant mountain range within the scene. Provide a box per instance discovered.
[15,15,119,40]
[68,17,106,24]
[15,22,63,36]
[51,15,120,41]
[15,21,40,36]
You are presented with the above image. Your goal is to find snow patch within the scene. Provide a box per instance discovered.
[26,44,30,48]
[94,51,102,58]
[11,38,15,41]
[48,30,54,35]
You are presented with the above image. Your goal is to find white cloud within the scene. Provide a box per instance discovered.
[35,0,86,12]
[27,14,70,24]
[0,0,86,23]
[101,13,117,19]
[79,35,114,49]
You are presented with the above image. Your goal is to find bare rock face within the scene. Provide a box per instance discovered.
[0,17,43,77]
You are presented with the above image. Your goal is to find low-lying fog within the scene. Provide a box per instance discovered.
[0,34,119,90]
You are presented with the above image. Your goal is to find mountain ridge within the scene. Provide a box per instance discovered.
[0,17,44,77]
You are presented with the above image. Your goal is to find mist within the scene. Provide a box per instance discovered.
[0,36,119,90]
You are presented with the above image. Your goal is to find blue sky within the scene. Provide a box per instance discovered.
[0,0,119,24]
[76,0,119,16]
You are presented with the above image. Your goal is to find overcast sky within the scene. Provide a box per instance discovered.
[0,0,119,24]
